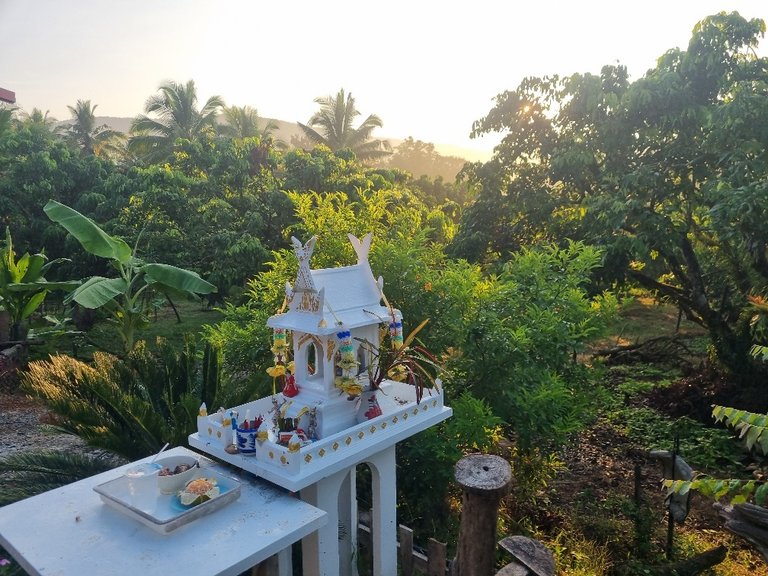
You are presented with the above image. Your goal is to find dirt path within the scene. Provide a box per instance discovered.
[0,392,87,458]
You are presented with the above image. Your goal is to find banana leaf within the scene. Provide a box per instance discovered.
[142,263,216,295]
[65,276,128,309]
[44,200,132,263]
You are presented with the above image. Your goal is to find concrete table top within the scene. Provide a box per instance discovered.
[0,446,326,576]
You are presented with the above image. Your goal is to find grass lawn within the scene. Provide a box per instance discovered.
[29,298,224,361]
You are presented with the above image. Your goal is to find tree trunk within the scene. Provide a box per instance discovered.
[715,502,768,562]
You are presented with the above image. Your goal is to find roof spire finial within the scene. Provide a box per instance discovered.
[291,236,318,293]
[348,232,372,264]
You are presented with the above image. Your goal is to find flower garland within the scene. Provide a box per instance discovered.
[267,327,294,395]
[334,326,363,397]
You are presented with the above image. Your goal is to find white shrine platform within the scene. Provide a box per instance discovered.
[190,382,451,575]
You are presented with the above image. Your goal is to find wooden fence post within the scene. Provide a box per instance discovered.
[454,454,513,576]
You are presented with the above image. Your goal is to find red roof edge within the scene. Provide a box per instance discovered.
[0,87,16,104]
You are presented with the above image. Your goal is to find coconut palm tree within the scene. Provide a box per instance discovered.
[297,88,391,162]
[17,108,57,132]
[60,99,124,157]
[219,105,287,149]
[128,79,224,162]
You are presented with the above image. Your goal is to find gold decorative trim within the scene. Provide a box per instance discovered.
[392,416,398,424]
[280,454,287,465]
[319,448,326,457]
[298,291,321,313]
[326,339,335,361]
[403,413,408,420]
[345,436,352,446]
[332,442,340,451]
[358,431,365,439]
[381,422,387,429]
[269,451,274,459]
[304,454,312,463]
[369,426,376,433]
[297,333,315,349]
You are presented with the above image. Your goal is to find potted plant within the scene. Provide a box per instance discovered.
[352,313,442,421]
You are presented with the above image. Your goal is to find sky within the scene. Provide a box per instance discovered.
[2,0,767,160]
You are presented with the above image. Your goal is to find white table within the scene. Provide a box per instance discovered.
[0,447,327,576]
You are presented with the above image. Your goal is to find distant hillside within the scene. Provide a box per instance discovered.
[92,116,490,179]
[94,116,133,133]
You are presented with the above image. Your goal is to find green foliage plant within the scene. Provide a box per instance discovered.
[0,451,122,506]
[452,241,617,450]
[20,336,252,461]
[664,404,768,506]
[0,227,78,340]
[396,393,503,543]
[44,200,216,353]
[457,12,768,377]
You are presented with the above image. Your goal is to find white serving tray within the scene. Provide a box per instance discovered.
[93,469,241,534]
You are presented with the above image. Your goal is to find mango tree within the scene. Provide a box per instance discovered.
[455,12,768,378]
[44,200,216,353]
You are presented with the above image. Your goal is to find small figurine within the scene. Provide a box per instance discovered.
[270,396,280,429]
[229,409,238,445]
[282,373,299,397]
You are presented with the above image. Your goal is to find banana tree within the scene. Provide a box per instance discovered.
[44,200,217,353]
[0,227,79,342]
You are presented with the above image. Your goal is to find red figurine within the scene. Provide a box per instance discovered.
[282,373,299,398]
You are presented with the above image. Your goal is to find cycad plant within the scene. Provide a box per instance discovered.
[20,337,255,461]
[0,450,122,506]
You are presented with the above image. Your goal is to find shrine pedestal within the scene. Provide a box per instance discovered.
[189,383,451,575]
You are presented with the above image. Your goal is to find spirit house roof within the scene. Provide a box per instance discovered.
[267,233,397,335]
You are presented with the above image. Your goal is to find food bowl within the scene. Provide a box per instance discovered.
[155,455,199,494]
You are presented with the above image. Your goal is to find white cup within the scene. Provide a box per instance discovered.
[124,462,162,510]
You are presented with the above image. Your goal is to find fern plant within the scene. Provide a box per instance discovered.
[663,404,768,506]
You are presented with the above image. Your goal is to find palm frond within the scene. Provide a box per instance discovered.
[300,88,390,161]
[0,450,123,506]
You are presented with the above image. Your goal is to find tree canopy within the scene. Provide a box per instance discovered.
[452,11,768,377]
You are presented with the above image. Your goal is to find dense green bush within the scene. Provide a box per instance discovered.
[447,242,617,450]
[395,393,502,543]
